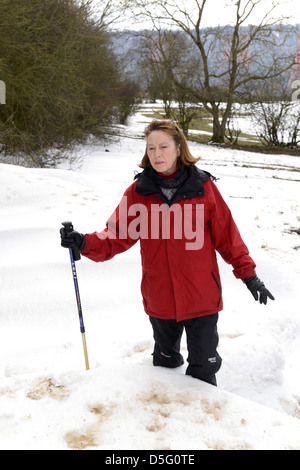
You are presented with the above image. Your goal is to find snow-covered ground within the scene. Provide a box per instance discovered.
[0,106,300,450]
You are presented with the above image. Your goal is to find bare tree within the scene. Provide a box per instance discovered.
[138,30,177,116]
[249,100,300,148]
[92,0,131,30]
[124,0,296,143]
[137,29,201,134]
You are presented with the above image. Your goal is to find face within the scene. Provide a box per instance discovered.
[146,130,180,175]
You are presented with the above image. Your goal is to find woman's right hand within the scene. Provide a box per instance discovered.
[60,225,85,251]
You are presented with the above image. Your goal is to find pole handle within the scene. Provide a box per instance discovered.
[62,221,81,261]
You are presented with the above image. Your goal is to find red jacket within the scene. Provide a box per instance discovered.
[81,167,256,321]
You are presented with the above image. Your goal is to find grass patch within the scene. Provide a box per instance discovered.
[138,103,300,155]
[140,104,259,144]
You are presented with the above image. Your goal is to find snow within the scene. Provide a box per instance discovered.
[0,107,300,451]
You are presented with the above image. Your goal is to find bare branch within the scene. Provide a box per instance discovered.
[127,0,296,142]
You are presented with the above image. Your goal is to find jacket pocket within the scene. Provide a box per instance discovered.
[141,271,148,309]
[211,271,222,308]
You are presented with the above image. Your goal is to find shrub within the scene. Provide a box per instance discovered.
[0,0,124,167]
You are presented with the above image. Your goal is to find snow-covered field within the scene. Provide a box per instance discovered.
[0,106,300,450]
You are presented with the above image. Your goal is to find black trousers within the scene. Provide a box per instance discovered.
[149,313,222,386]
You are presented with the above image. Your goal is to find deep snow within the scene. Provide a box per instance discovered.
[0,106,300,450]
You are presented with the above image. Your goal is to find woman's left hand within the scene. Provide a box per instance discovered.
[243,276,275,305]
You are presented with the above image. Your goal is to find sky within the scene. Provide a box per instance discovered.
[199,0,300,26]
[198,0,300,27]
[91,0,300,30]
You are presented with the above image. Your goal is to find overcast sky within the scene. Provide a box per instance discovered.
[198,0,300,26]
[92,0,300,29]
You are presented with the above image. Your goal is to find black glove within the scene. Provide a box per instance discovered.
[60,227,85,252]
[243,276,275,305]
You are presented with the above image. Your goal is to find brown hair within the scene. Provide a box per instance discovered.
[138,119,201,169]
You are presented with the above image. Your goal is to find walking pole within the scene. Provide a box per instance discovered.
[62,221,90,371]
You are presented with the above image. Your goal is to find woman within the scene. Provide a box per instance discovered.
[60,119,274,386]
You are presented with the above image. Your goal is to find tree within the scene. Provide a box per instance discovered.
[125,0,296,143]
[0,0,128,167]
[249,100,300,148]
[117,79,141,125]
[138,29,202,134]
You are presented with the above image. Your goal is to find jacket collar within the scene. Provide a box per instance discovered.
[134,166,212,205]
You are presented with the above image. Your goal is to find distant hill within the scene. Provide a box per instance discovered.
[111,25,300,91]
